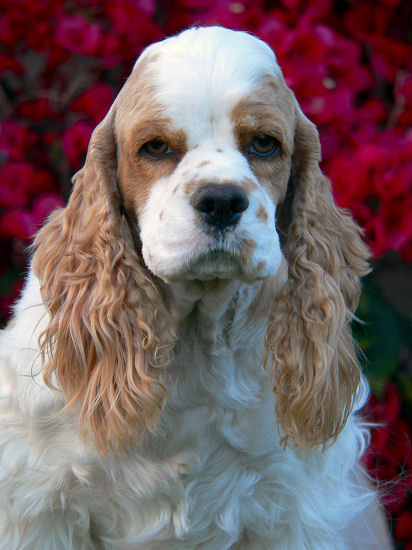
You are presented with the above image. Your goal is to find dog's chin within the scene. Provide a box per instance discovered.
[147,250,270,284]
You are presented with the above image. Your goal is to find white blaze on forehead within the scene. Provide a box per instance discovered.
[134,27,281,144]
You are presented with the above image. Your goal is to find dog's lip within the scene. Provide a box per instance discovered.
[185,247,238,268]
[159,248,240,282]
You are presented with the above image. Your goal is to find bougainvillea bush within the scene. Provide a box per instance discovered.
[0,0,411,546]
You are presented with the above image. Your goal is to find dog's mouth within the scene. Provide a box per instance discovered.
[163,244,265,284]
[180,249,241,280]
[142,221,279,284]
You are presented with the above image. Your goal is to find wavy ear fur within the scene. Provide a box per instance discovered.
[32,109,175,455]
[269,107,371,450]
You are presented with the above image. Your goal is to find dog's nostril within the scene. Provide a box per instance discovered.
[191,184,249,230]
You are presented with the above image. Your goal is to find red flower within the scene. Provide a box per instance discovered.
[0,192,62,243]
[0,162,55,209]
[0,54,24,76]
[62,121,93,171]
[71,84,114,125]
[18,98,55,122]
[0,210,38,242]
[104,2,162,51]
[0,162,36,208]
[0,12,24,49]
[327,156,370,209]
[55,15,102,56]
[100,33,123,69]
[396,75,412,127]
[364,384,411,514]
[0,122,37,161]
[32,193,64,222]
[401,239,412,262]
[26,20,54,52]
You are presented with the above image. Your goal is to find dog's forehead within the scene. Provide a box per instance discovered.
[137,27,281,81]
[129,27,283,142]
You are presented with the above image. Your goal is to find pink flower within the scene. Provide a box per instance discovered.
[396,511,412,543]
[0,13,23,48]
[32,192,64,222]
[0,192,62,243]
[100,33,123,69]
[327,156,370,209]
[0,162,36,208]
[17,98,54,122]
[396,75,412,127]
[55,15,102,56]
[0,54,24,75]
[401,239,412,262]
[0,210,38,242]
[26,20,54,52]
[62,121,93,171]
[365,199,412,258]
[71,84,114,125]
[0,162,56,209]
[104,3,161,48]
[0,122,37,160]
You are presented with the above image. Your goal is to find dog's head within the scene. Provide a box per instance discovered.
[115,26,292,283]
[33,27,370,454]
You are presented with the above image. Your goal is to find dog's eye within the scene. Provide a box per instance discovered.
[142,139,171,157]
[249,136,281,157]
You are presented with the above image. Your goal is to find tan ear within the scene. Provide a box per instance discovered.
[268,107,371,450]
[32,109,175,455]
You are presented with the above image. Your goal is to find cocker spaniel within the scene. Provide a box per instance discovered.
[0,26,391,550]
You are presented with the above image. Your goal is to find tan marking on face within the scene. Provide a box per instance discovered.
[242,177,259,193]
[118,126,186,213]
[216,148,223,153]
[256,204,268,224]
[114,61,188,214]
[257,260,266,271]
[184,176,224,197]
[159,211,163,220]
[184,178,200,196]
[185,177,246,198]
[230,74,295,204]
[197,160,211,168]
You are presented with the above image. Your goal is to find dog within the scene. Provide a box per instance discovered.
[0,26,391,549]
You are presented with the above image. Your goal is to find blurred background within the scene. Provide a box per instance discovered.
[0,0,411,546]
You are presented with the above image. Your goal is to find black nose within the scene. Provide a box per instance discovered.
[190,184,249,230]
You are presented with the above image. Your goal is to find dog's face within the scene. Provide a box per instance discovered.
[114,27,295,283]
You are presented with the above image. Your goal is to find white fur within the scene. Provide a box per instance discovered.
[0,27,380,550]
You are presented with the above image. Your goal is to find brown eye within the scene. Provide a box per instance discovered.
[142,139,171,157]
[249,135,281,157]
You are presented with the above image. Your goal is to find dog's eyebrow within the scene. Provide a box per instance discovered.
[230,104,293,156]
[121,116,188,156]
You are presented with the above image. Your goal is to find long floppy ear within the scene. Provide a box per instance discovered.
[268,106,371,450]
[32,108,175,455]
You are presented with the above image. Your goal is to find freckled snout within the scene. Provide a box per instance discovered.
[190,184,249,230]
